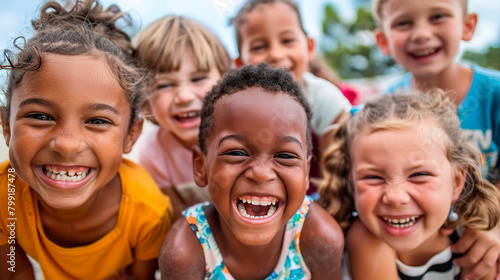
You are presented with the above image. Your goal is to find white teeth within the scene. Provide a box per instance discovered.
[238,203,277,219]
[383,216,419,228]
[413,48,436,57]
[44,167,90,182]
[178,112,199,119]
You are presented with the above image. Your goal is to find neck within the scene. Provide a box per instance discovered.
[206,205,285,279]
[412,63,473,106]
[396,231,450,266]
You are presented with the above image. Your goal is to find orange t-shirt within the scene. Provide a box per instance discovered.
[0,159,172,279]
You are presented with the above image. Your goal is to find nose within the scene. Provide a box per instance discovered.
[49,126,86,157]
[267,42,286,64]
[410,21,433,43]
[382,181,411,207]
[174,86,196,104]
[244,159,277,185]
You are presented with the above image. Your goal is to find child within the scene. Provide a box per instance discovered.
[373,0,500,187]
[318,92,500,279]
[0,1,172,279]
[159,63,344,279]
[231,0,352,194]
[133,15,232,220]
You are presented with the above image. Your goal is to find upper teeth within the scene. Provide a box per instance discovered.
[237,196,279,219]
[178,112,198,118]
[413,48,436,57]
[383,216,419,228]
[44,167,89,182]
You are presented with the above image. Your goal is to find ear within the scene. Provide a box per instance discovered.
[234,57,244,68]
[451,169,466,201]
[192,145,208,188]
[1,107,10,147]
[123,117,144,154]
[307,37,316,61]
[462,13,478,41]
[374,29,391,56]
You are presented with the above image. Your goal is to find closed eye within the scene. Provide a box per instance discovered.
[275,153,297,159]
[157,83,174,90]
[25,113,53,121]
[225,150,248,157]
[409,172,430,178]
[87,118,113,126]
[430,13,448,22]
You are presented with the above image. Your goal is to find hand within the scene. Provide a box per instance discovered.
[441,227,500,279]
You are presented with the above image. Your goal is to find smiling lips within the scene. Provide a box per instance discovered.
[174,111,200,121]
[237,195,279,219]
[383,216,420,228]
[43,165,90,182]
[409,47,439,58]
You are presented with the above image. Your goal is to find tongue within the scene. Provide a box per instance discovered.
[244,203,270,216]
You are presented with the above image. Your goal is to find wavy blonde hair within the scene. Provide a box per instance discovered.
[133,16,231,124]
[318,90,500,232]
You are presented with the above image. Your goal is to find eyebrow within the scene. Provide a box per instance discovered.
[217,134,303,150]
[18,98,53,108]
[218,135,244,149]
[18,98,119,115]
[87,103,120,115]
[280,135,303,149]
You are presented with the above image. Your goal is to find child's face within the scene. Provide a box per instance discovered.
[236,2,314,82]
[375,0,476,79]
[3,54,141,210]
[194,88,311,246]
[151,51,221,148]
[350,120,464,253]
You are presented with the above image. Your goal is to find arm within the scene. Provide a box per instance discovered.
[300,202,344,279]
[159,218,205,280]
[346,219,399,280]
[439,227,500,280]
[161,187,185,222]
[0,243,35,280]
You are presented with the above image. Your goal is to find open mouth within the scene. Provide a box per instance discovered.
[410,47,440,58]
[174,111,200,122]
[236,195,280,219]
[382,216,420,229]
[43,165,91,182]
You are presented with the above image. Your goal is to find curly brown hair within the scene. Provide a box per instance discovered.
[1,0,150,126]
[318,90,500,232]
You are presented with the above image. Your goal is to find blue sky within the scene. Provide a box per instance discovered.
[1,0,499,62]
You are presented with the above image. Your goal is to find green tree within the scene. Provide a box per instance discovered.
[319,4,399,79]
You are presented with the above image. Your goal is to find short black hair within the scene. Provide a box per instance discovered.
[199,62,313,154]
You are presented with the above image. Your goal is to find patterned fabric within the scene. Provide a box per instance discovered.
[396,231,461,280]
[183,196,313,280]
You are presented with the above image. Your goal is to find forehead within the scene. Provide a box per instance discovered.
[381,0,464,18]
[353,118,449,158]
[211,88,307,140]
[13,53,127,108]
[240,2,303,33]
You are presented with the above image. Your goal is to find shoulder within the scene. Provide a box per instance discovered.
[345,219,399,279]
[471,65,500,90]
[159,217,205,280]
[303,72,350,102]
[301,202,344,278]
[119,159,172,224]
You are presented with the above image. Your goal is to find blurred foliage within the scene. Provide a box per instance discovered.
[462,45,500,70]
[319,4,399,79]
[319,3,500,79]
